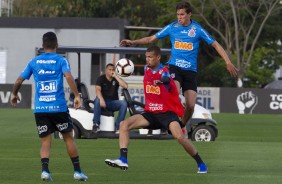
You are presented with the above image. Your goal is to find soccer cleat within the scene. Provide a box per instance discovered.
[41,171,53,182]
[73,171,88,181]
[92,123,100,133]
[105,157,128,170]
[197,163,208,174]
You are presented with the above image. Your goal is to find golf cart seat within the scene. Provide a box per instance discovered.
[122,88,145,116]
[70,79,114,116]
[72,80,94,113]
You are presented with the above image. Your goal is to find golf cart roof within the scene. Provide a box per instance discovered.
[36,46,171,84]
[37,46,171,55]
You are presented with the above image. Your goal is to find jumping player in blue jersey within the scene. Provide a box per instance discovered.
[10,32,88,182]
[120,1,238,127]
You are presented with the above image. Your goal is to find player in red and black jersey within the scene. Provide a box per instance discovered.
[143,54,184,117]
[105,46,208,173]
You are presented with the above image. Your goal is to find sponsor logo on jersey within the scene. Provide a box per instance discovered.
[175,59,191,68]
[188,28,196,37]
[38,80,57,93]
[181,30,188,34]
[56,123,69,131]
[148,103,163,111]
[153,80,161,85]
[39,95,56,102]
[37,125,48,134]
[174,41,193,50]
[38,69,55,75]
[36,60,56,64]
[146,85,160,95]
[35,105,60,111]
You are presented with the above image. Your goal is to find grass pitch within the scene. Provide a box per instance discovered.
[0,108,282,184]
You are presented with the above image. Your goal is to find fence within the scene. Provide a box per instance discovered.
[2,84,282,114]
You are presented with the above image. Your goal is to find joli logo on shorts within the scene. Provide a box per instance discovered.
[37,125,48,134]
[56,123,69,131]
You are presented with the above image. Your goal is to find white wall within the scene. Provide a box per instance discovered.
[0,28,120,85]
[0,17,126,104]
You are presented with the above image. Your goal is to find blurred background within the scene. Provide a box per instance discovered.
[0,0,282,114]
[1,0,281,87]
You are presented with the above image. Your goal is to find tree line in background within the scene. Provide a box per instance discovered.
[12,0,282,88]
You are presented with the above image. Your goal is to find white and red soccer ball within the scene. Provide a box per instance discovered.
[115,58,134,77]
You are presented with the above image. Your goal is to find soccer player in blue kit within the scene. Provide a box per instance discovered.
[10,32,88,182]
[120,1,238,127]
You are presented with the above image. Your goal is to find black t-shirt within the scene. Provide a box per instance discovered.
[96,74,119,100]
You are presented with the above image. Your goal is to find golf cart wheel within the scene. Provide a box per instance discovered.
[191,125,216,142]
[54,125,81,139]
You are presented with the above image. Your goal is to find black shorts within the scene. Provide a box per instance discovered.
[168,64,197,94]
[35,111,73,138]
[141,111,183,132]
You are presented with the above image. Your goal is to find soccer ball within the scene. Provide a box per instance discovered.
[115,58,134,77]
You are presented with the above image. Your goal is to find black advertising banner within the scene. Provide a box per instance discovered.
[0,84,32,108]
[220,87,282,114]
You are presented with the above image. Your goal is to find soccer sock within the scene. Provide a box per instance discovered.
[192,152,204,164]
[71,156,81,172]
[41,158,50,172]
[120,148,128,159]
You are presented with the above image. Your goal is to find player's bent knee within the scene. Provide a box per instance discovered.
[119,121,129,131]
[175,133,186,143]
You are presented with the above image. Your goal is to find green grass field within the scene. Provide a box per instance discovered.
[1,108,282,184]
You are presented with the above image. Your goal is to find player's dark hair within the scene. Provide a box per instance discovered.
[106,63,115,68]
[176,1,192,14]
[42,32,58,49]
[146,45,161,56]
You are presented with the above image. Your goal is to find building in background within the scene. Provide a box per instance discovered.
[0,17,127,86]
[0,0,12,17]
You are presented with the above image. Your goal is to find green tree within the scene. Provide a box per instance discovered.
[188,0,281,87]
[243,47,282,88]
[11,0,282,87]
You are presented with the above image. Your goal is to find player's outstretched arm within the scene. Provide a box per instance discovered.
[211,41,238,77]
[120,35,158,47]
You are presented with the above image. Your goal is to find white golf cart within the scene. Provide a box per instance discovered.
[57,86,218,141]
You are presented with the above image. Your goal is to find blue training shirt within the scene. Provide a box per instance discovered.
[155,20,215,72]
[20,52,71,113]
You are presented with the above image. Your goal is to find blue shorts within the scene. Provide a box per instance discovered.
[35,111,73,138]
[168,65,197,94]
[141,111,183,132]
